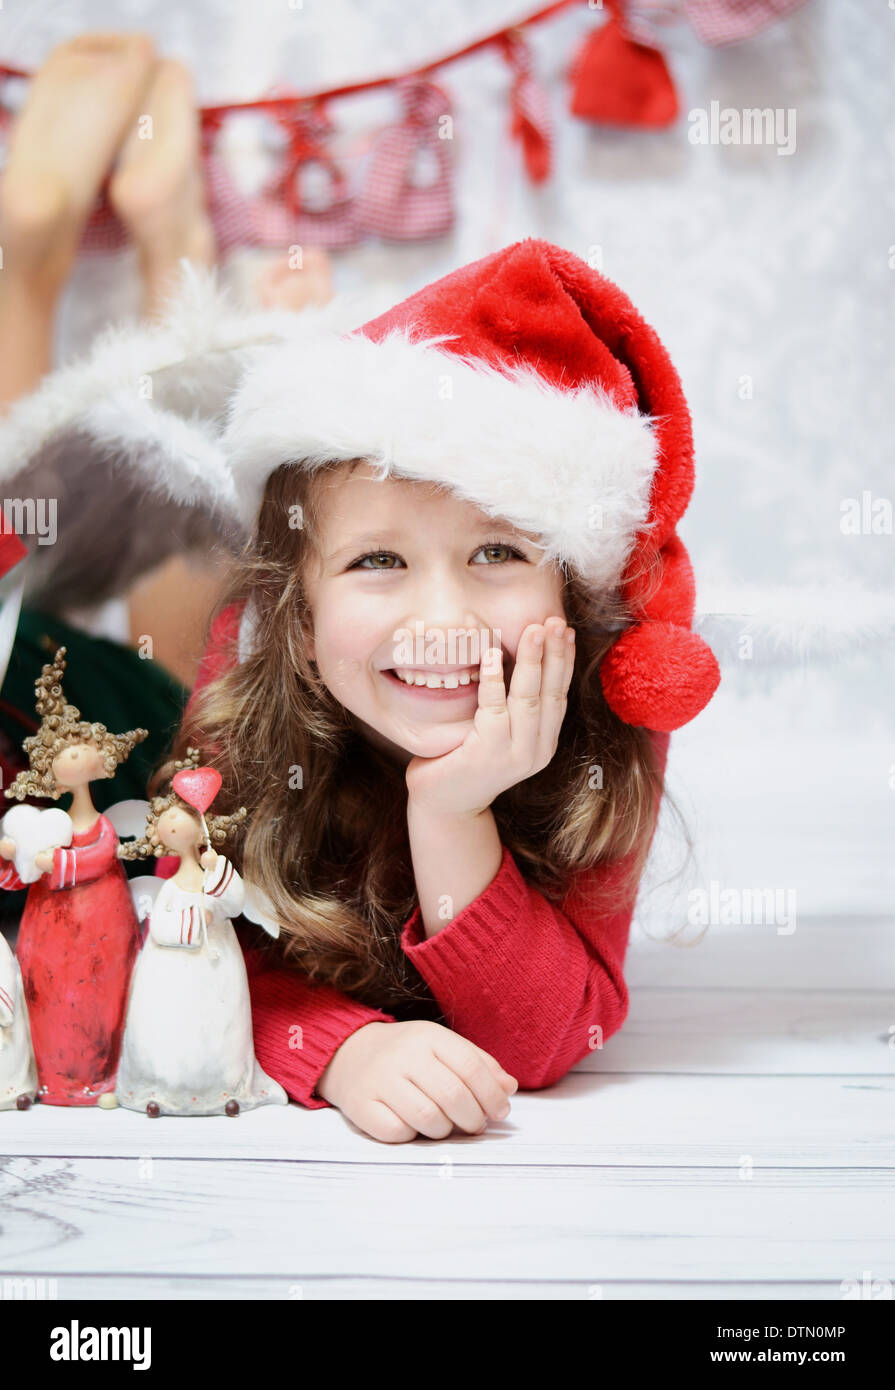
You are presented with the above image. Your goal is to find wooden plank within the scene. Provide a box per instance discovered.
[2,1073,893,1165]
[1,1157,893,1283]
[590,990,895,1074]
[627,917,895,989]
[0,1274,853,1300]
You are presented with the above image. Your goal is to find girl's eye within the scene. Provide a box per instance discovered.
[349,542,525,570]
[472,543,525,564]
[352,552,402,570]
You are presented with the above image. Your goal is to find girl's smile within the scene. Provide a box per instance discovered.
[380,664,483,699]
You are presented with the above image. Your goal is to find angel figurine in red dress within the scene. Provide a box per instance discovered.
[0,644,148,1106]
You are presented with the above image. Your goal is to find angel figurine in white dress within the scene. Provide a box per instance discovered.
[114,750,287,1118]
[0,929,38,1109]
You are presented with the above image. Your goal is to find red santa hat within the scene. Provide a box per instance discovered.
[223,238,720,731]
[0,239,720,732]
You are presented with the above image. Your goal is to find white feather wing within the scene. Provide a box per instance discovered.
[127,875,164,925]
[105,799,152,840]
[241,880,281,939]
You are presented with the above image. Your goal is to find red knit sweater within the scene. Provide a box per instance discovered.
[156,603,670,1109]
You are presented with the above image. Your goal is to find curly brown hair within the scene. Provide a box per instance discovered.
[5,645,147,802]
[161,458,690,1014]
[118,746,248,860]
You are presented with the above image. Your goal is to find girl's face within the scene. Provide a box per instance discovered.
[301,463,566,763]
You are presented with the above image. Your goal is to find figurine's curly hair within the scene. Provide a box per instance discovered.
[5,644,147,802]
[118,746,248,860]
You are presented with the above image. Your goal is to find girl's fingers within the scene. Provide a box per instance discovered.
[534,620,574,764]
[363,1098,419,1144]
[473,644,511,745]
[476,619,574,764]
[434,1035,518,1114]
[505,625,546,760]
[410,1056,489,1133]
[539,620,571,702]
[384,1076,456,1139]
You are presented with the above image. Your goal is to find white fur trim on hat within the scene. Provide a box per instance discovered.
[224,327,660,591]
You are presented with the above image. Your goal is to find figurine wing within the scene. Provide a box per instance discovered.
[0,933,16,1027]
[241,880,281,940]
[105,799,152,840]
[128,875,164,926]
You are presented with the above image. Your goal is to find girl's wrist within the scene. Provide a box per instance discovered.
[316,1021,387,1105]
[406,797,492,825]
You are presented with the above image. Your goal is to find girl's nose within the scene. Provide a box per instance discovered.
[403,608,487,636]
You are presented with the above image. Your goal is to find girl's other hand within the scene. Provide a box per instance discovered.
[0,838,16,861]
[199,847,219,871]
[315,1019,518,1143]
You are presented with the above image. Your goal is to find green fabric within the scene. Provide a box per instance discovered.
[0,607,191,809]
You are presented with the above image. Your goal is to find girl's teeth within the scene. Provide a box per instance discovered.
[393,669,479,689]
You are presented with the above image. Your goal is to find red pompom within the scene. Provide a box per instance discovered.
[600,621,721,732]
[569,14,678,128]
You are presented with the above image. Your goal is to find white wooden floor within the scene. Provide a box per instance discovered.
[1,908,892,1300]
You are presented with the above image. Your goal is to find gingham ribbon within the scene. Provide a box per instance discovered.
[498,28,553,184]
[355,78,455,241]
[247,97,362,250]
[616,0,682,48]
[604,0,808,48]
[683,0,811,46]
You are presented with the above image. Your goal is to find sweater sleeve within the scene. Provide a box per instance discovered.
[395,729,671,1091]
[167,599,397,1110]
[240,945,396,1110]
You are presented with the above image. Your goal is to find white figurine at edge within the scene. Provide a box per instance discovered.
[115,753,287,1118]
[0,931,38,1110]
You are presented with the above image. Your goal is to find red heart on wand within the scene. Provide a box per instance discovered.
[172,767,222,815]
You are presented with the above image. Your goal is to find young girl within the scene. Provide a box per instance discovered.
[0,238,721,1141]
